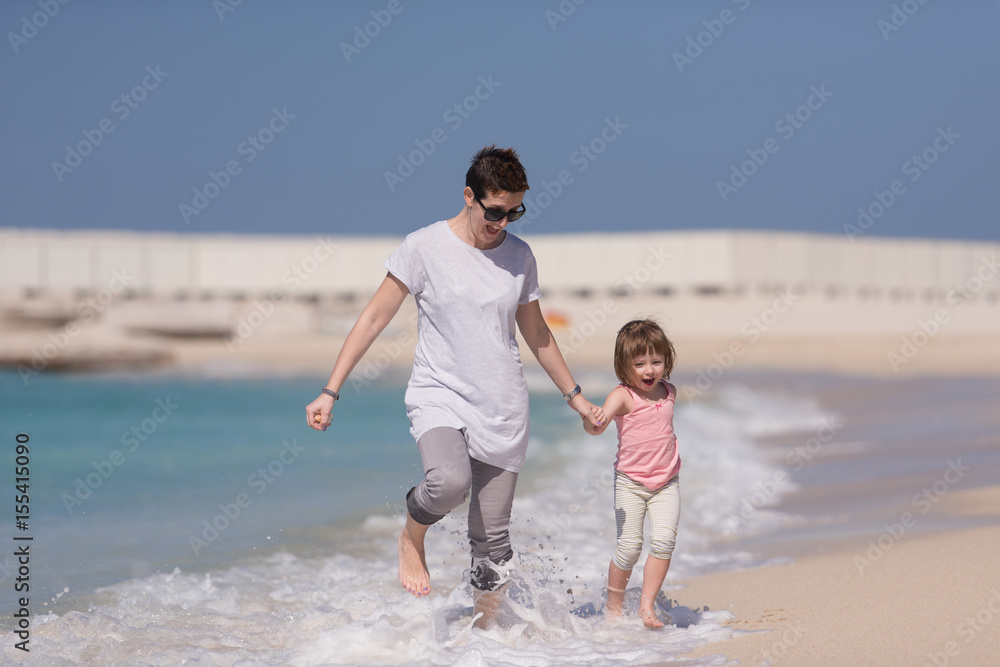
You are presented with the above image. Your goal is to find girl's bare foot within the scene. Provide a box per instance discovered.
[398,517,431,597]
[606,585,626,619]
[607,561,632,619]
[639,607,664,629]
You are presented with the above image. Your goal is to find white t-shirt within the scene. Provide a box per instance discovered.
[384,220,541,472]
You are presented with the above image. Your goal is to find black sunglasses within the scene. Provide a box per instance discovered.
[474,196,526,223]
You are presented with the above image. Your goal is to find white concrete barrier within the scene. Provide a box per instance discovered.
[0,228,996,301]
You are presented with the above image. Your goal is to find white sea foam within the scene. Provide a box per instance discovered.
[9,383,833,666]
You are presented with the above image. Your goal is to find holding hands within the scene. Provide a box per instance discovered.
[587,404,608,434]
[582,403,610,435]
[567,393,603,433]
[581,385,631,437]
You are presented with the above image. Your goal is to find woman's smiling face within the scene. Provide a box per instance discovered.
[464,189,525,249]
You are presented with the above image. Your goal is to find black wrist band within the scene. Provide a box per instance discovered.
[322,388,340,400]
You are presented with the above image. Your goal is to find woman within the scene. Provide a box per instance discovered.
[306,145,600,620]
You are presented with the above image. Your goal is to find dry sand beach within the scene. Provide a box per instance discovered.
[680,522,1000,666]
[2,229,999,665]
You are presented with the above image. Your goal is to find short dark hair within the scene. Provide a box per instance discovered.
[613,319,677,384]
[466,145,530,198]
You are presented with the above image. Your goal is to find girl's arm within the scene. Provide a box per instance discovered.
[515,300,601,428]
[586,386,632,436]
[306,272,409,430]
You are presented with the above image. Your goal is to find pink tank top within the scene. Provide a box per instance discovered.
[613,379,681,490]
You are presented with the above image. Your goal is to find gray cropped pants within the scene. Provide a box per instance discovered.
[406,427,518,590]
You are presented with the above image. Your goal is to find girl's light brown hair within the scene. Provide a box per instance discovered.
[613,319,677,385]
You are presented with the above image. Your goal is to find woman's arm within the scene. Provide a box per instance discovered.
[515,299,601,428]
[306,272,409,430]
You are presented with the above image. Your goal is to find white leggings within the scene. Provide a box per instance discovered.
[613,471,681,571]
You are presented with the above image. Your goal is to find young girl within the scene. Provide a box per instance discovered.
[587,319,681,629]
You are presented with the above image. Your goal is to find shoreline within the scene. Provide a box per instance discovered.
[4,332,999,382]
[674,372,1000,665]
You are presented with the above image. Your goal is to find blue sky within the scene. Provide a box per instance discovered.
[3,0,998,241]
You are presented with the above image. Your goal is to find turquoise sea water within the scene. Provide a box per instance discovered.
[0,368,849,664]
[0,371,437,604]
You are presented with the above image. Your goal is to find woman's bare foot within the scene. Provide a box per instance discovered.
[639,607,664,629]
[398,515,431,597]
[472,587,506,630]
